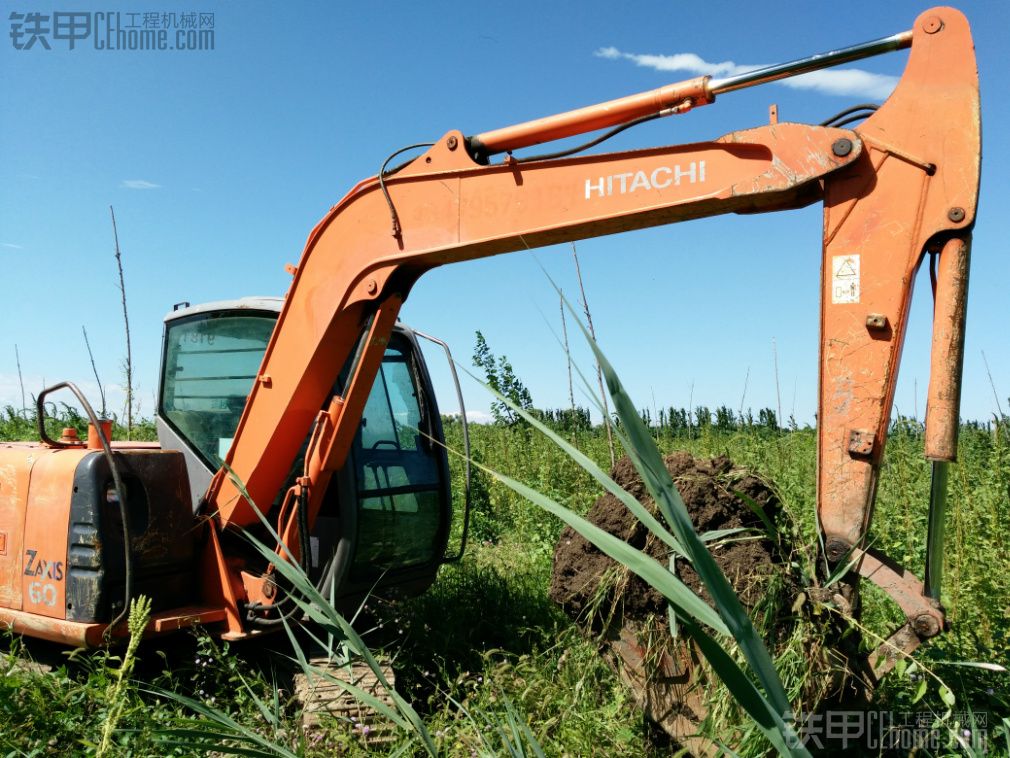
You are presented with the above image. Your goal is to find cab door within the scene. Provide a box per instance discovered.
[313,328,453,604]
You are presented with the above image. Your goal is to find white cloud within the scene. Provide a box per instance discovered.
[120,179,161,190]
[595,47,898,100]
[1,242,23,249]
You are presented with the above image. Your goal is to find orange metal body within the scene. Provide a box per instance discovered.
[0,438,215,646]
[0,441,219,644]
[0,605,226,647]
[0,445,33,613]
[194,7,979,641]
[815,9,978,558]
[471,76,712,154]
[2,9,978,650]
[211,121,862,526]
[0,444,80,620]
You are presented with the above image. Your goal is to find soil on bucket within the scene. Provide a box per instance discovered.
[549,452,802,755]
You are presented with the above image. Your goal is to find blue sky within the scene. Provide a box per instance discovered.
[1,0,1007,426]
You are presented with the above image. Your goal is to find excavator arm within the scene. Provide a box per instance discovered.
[204,6,979,661]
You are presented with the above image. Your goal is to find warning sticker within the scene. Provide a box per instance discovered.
[832,254,860,304]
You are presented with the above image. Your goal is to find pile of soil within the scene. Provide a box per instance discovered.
[550,452,792,627]
[549,453,801,754]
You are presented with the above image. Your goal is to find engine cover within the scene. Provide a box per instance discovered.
[0,444,195,625]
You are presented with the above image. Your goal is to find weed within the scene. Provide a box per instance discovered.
[96,595,152,756]
[0,405,1006,754]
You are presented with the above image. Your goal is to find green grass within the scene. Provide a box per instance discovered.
[1,406,1008,755]
[437,416,1010,750]
[0,404,157,443]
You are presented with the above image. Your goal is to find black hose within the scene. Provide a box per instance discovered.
[827,113,878,129]
[514,112,664,163]
[379,104,683,235]
[35,382,133,638]
[820,103,878,127]
[297,485,311,575]
[378,142,435,238]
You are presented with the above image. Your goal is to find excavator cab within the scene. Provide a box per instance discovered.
[156,297,464,611]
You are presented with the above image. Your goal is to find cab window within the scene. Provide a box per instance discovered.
[160,313,275,469]
[349,338,443,579]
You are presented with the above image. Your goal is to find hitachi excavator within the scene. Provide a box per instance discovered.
[0,7,979,682]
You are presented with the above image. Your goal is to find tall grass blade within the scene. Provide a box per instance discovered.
[481,457,807,756]
[468,328,807,752]
[459,363,686,555]
[221,465,438,755]
[473,462,727,634]
[682,614,803,755]
[561,293,794,718]
[147,689,300,757]
[732,488,779,542]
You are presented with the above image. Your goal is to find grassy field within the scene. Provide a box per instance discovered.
[1,406,1008,755]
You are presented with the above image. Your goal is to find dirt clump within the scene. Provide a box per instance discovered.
[549,452,798,755]
[550,452,790,628]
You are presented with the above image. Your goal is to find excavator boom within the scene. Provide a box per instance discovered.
[78,10,982,654]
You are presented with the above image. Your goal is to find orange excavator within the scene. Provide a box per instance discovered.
[0,7,979,675]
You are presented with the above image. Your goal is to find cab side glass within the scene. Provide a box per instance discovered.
[350,338,444,580]
[160,313,276,469]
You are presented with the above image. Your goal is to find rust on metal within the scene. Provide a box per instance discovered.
[0,606,107,646]
[149,606,227,634]
[865,313,888,330]
[817,7,979,549]
[0,605,229,646]
[925,237,971,461]
[847,429,875,457]
[824,537,851,563]
[857,545,944,677]
[856,547,944,632]
[869,623,924,677]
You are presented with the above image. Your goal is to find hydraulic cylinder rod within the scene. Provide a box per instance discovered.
[925,461,948,600]
[923,236,971,600]
[469,29,912,156]
[925,237,972,462]
[707,30,912,94]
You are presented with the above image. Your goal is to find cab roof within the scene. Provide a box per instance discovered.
[163,296,283,322]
